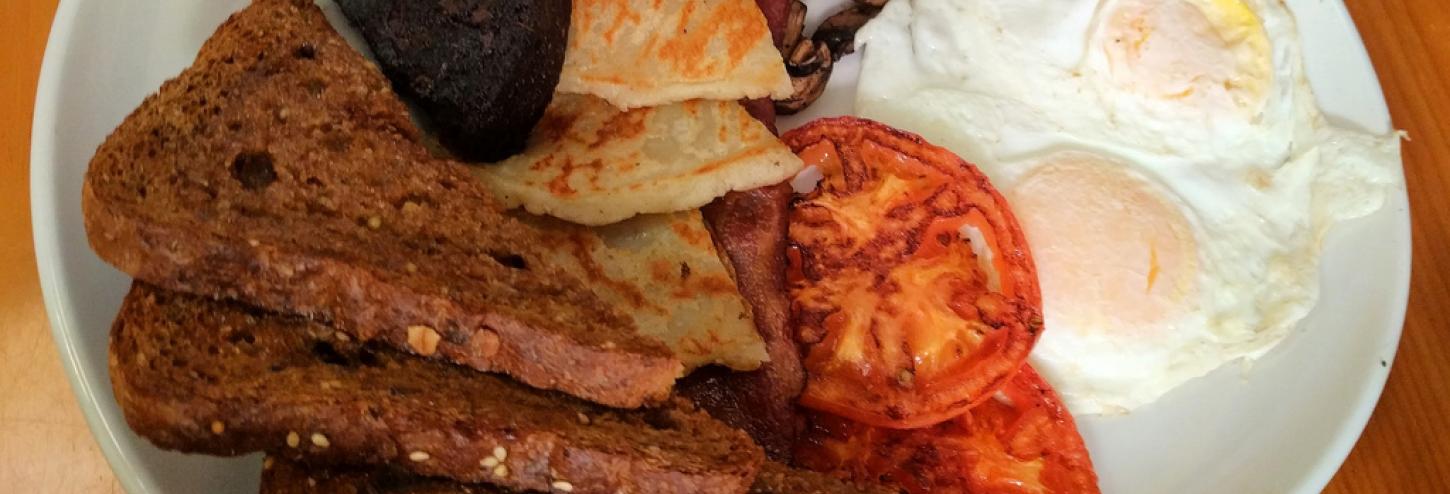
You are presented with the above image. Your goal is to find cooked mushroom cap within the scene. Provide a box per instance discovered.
[813,4,882,61]
[772,0,889,115]
[775,42,833,115]
[781,0,808,57]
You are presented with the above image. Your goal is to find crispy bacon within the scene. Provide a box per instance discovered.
[681,0,806,462]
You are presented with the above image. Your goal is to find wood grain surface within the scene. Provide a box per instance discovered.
[0,0,123,491]
[0,1,1444,492]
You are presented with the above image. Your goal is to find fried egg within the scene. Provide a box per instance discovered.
[854,0,1401,414]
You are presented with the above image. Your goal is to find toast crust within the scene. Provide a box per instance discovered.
[111,283,762,494]
[260,457,501,493]
[82,0,679,407]
[258,457,896,494]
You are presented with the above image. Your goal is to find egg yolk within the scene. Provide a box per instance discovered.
[1096,0,1272,114]
[1008,152,1199,338]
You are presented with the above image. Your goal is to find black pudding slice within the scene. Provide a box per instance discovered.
[338,0,571,162]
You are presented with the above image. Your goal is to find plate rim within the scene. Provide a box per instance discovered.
[1283,2,1412,491]
[28,1,1412,493]
[31,0,158,492]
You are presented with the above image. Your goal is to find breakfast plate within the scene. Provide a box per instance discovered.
[32,0,1409,493]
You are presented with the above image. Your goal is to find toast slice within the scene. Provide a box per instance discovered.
[81,0,679,407]
[111,283,762,494]
[747,461,899,494]
[259,456,897,494]
[261,457,483,494]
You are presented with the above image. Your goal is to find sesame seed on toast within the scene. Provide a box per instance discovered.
[111,283,762,494]
[257,455,896,494]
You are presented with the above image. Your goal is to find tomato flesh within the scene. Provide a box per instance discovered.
[784,117,1043,429]
[796,365,1100,494]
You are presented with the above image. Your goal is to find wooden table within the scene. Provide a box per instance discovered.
[1,1,1445,492]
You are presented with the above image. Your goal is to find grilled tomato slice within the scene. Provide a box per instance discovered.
[784,117,1042,429]
[796,365,1099,494]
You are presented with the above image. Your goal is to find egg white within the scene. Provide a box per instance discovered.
[854,0,1401,414]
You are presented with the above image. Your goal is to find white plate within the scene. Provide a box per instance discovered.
[31,1,1409,493]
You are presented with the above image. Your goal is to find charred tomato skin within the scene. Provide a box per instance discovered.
[783,117,1043,429]
[796,365,1100,494]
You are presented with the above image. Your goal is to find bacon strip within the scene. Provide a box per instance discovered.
[684,182,801,460]
[681,0,806,462]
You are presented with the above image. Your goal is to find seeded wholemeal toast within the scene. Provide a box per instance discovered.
[81,0,679,408]
[260,457,495,494]
[747,461,899,494]
[111,283,762,494]
[259,456,897,494]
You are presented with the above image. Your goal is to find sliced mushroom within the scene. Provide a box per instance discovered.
[781,0,808,58]
[812,4,882,61]
[775,41,833,116]
[786,37,826,77]
[772,0,890,115]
